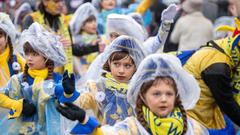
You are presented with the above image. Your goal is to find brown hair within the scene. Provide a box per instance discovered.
[0,28,19,74]
[23,42,54,83]
[135,76,188,134]
[102,51,134,72]
[80,15,96,33]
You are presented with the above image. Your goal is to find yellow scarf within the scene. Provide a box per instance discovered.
[28,68,48,89]
[0,46,10,78]
[104,73,128,94]
[142,106,184,135]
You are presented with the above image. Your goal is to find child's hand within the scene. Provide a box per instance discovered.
[161,4,178,22]
[22,99,36,117]
[56,102,86,123]
[98,41,106,53]
[62,70,75,95]
[60,36,72,47]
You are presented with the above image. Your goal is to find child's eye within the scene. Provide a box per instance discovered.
[153,92,161,96]
[32,52,39,56]
[113,62,120,67]
[125,64,132,69]
[0,33,4,38]
[166,92,174,97]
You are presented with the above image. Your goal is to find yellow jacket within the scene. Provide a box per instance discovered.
[184,38,233,129]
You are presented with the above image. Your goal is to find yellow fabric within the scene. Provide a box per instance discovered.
[215,36,240,105]
[136,0,152,15]
[80,32,99,65]
[105,73,128,94]
[0,46,10,80]
[28,68,51,126]
[31,11,73,74]
[0,93,23,119]
[142,106,183,135]
[16,53,26,72]
[0,47,26,87]
[90,127,104,135]
[184,38,233,129]
[216,17,240,33]
[28,68,48,89]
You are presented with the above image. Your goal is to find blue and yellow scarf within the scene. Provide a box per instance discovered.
[142,105,184,135]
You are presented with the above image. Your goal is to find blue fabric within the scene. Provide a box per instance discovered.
[128,3,152,27]
[208,115,235,135]
[55,83,80,103]
[97,8,122,34]
[70,116,100,134]
[176,50,196,66]
[8,54,19,76]
[0,73,63,134]
[45,98,61,134]
[101,88,133,125]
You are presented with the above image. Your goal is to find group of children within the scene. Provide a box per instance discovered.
[0,0,240,135]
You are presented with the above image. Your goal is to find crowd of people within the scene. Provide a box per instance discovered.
[0,0,240,134]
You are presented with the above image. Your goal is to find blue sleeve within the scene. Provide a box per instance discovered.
[54,83,80,103]
[70,116,100,134]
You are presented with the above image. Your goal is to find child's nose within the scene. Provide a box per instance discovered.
[118,66,125,73]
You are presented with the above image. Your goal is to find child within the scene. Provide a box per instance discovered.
[0,12,25,87]
[0,22,66,134]
[59,35,146,128]
[57,54,209,135]
[70,2,106,78]
[0,12,32,120]
[106,3,177,54]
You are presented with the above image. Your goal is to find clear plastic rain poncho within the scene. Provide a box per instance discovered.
[76,35,146,126]
[80,35,146,84]
[96,54,208,135]
[70,2,98,38]
[106,4,177,54]
[0,22,66,134]
[19,22,66,67]
[0,12,23,88]
[128,53,200,110]
[0,12,19,45]
[14,2,33,31]
[106,13,148,42]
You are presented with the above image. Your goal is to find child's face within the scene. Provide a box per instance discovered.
[0,31,7,54]
[109,56,135,83]
[101,0,116,10]
[43,0,63,15]
[25,52,46,70]
[82,20,97,34]
[143,80,176,117]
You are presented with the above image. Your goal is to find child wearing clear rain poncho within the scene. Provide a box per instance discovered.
[0,12,33,121]
[106,4,177,54]
[70,2,106,79]
[56,54,209,135]
[57,35,146,130]
[0,22,66,134]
